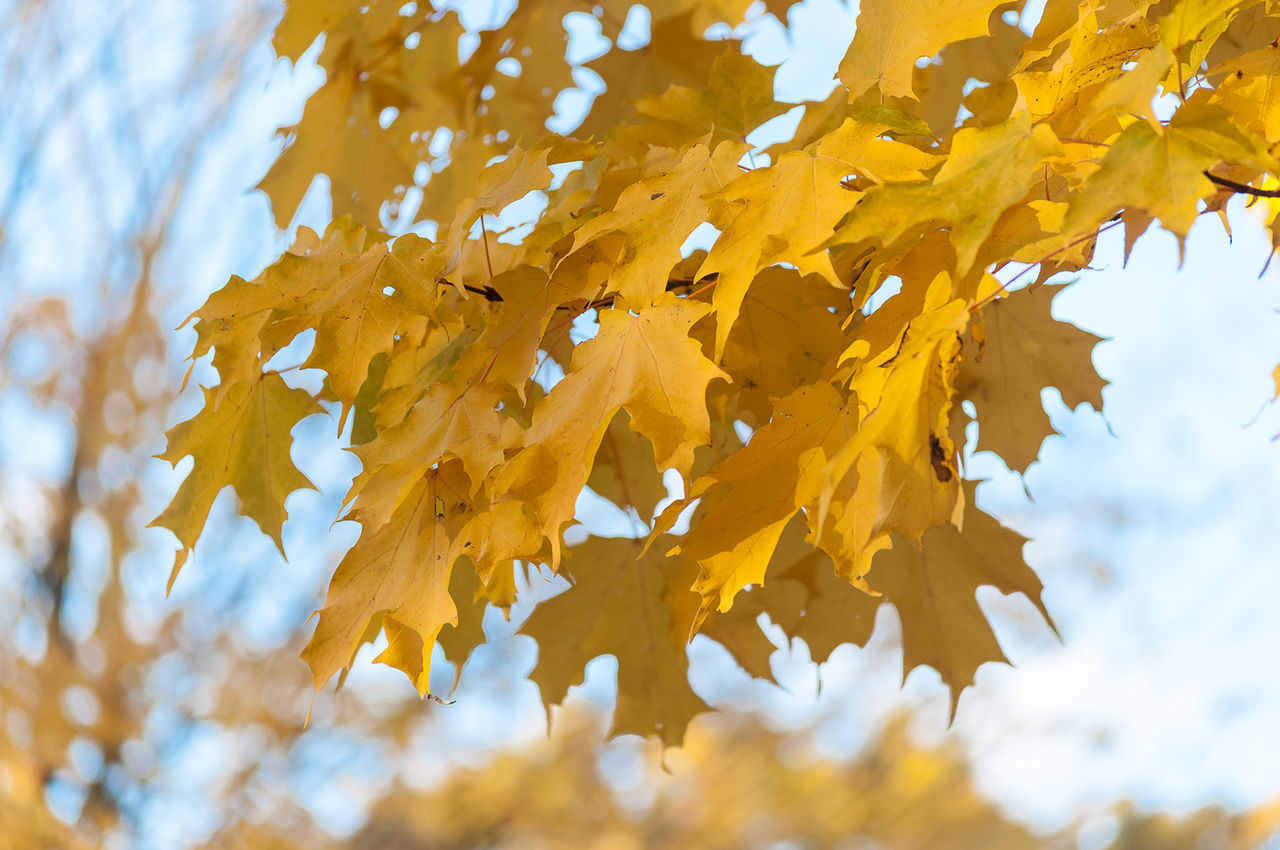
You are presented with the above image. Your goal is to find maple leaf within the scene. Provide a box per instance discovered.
[635,52,790,142]
[575,11,726,139]
[302,461,475,695]
[822,286,969,554]
[839,0,1008,100]
[158,0,1280,743]
[663,381,856,628]
[571,140,747,303]
[303,240,446,426]
[349,383,515,519]
[715,267,846,421]
[259,68,410,229]
[151,373,321,586]
[700,515,881,681]
[496,293,728,566]
[698,147,855,358]
[867,484,1055,719]
[587,411,670,521]
[1065,99,1276,244]
[827,115,1063,275]
[442,145,554,270]
[959,284,1107,473]
[522,535,709,747]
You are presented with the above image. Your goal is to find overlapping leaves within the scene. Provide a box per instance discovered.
[156,0,1280,742]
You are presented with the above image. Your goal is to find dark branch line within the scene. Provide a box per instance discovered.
[1204,170,1280,198]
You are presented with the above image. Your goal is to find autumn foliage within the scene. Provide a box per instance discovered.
[155,0,1280,742]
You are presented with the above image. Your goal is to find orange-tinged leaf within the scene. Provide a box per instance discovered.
[669,382,856,627]
[496,294,728,565]
[699,149,854,358]
[959,284,1107,473]
[571,140,747,303]
[867,485,1053,719]
[151,373,320,567]
[302,462,475,695]
[522,536,709,748]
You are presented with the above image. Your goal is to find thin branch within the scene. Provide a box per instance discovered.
[479,215,496,279]
[438,279,504,301]
[556,273,719,312]
[972,220,1122,312]
[1203,170,1280,198]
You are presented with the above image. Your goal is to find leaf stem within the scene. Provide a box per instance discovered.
[973,220,1122,311]
[479,215,496,280]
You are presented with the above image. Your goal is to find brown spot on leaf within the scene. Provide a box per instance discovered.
[929,434,953,482]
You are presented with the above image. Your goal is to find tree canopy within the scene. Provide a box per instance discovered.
[155,0,1280,743]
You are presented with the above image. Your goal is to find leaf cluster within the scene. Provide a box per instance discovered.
[156,0,1280,741]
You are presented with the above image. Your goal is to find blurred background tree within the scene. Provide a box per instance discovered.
[3,1,1280,848]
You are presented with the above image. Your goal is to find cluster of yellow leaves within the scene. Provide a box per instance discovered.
[156,0,1280,741]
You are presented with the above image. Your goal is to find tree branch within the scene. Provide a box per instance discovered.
[1203,170,1280,198]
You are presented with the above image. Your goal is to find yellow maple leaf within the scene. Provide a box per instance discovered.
[521,535,709,748]
[441,145,553,270]
[700,516,882,681]
[259,69,411,229]
[1209,41,1280,144]
[350,383,516,521]
[496,294,727,565]
[666,382,856,628]
[576,12,725,139]
[587,411,671,521]
[150,373,321,586]
[1065,98,1276,244]
[959,284,1107,473]
[699,148,854,359]
[826,114,1063,275]
[839,0,1008,100]
[302,461,474,695]
[571,140,747,303]
[303,240,446,426]
[715,266,846,421]
[634,52,790,142]
[822,289,969,551]
[867,485,1055,720]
